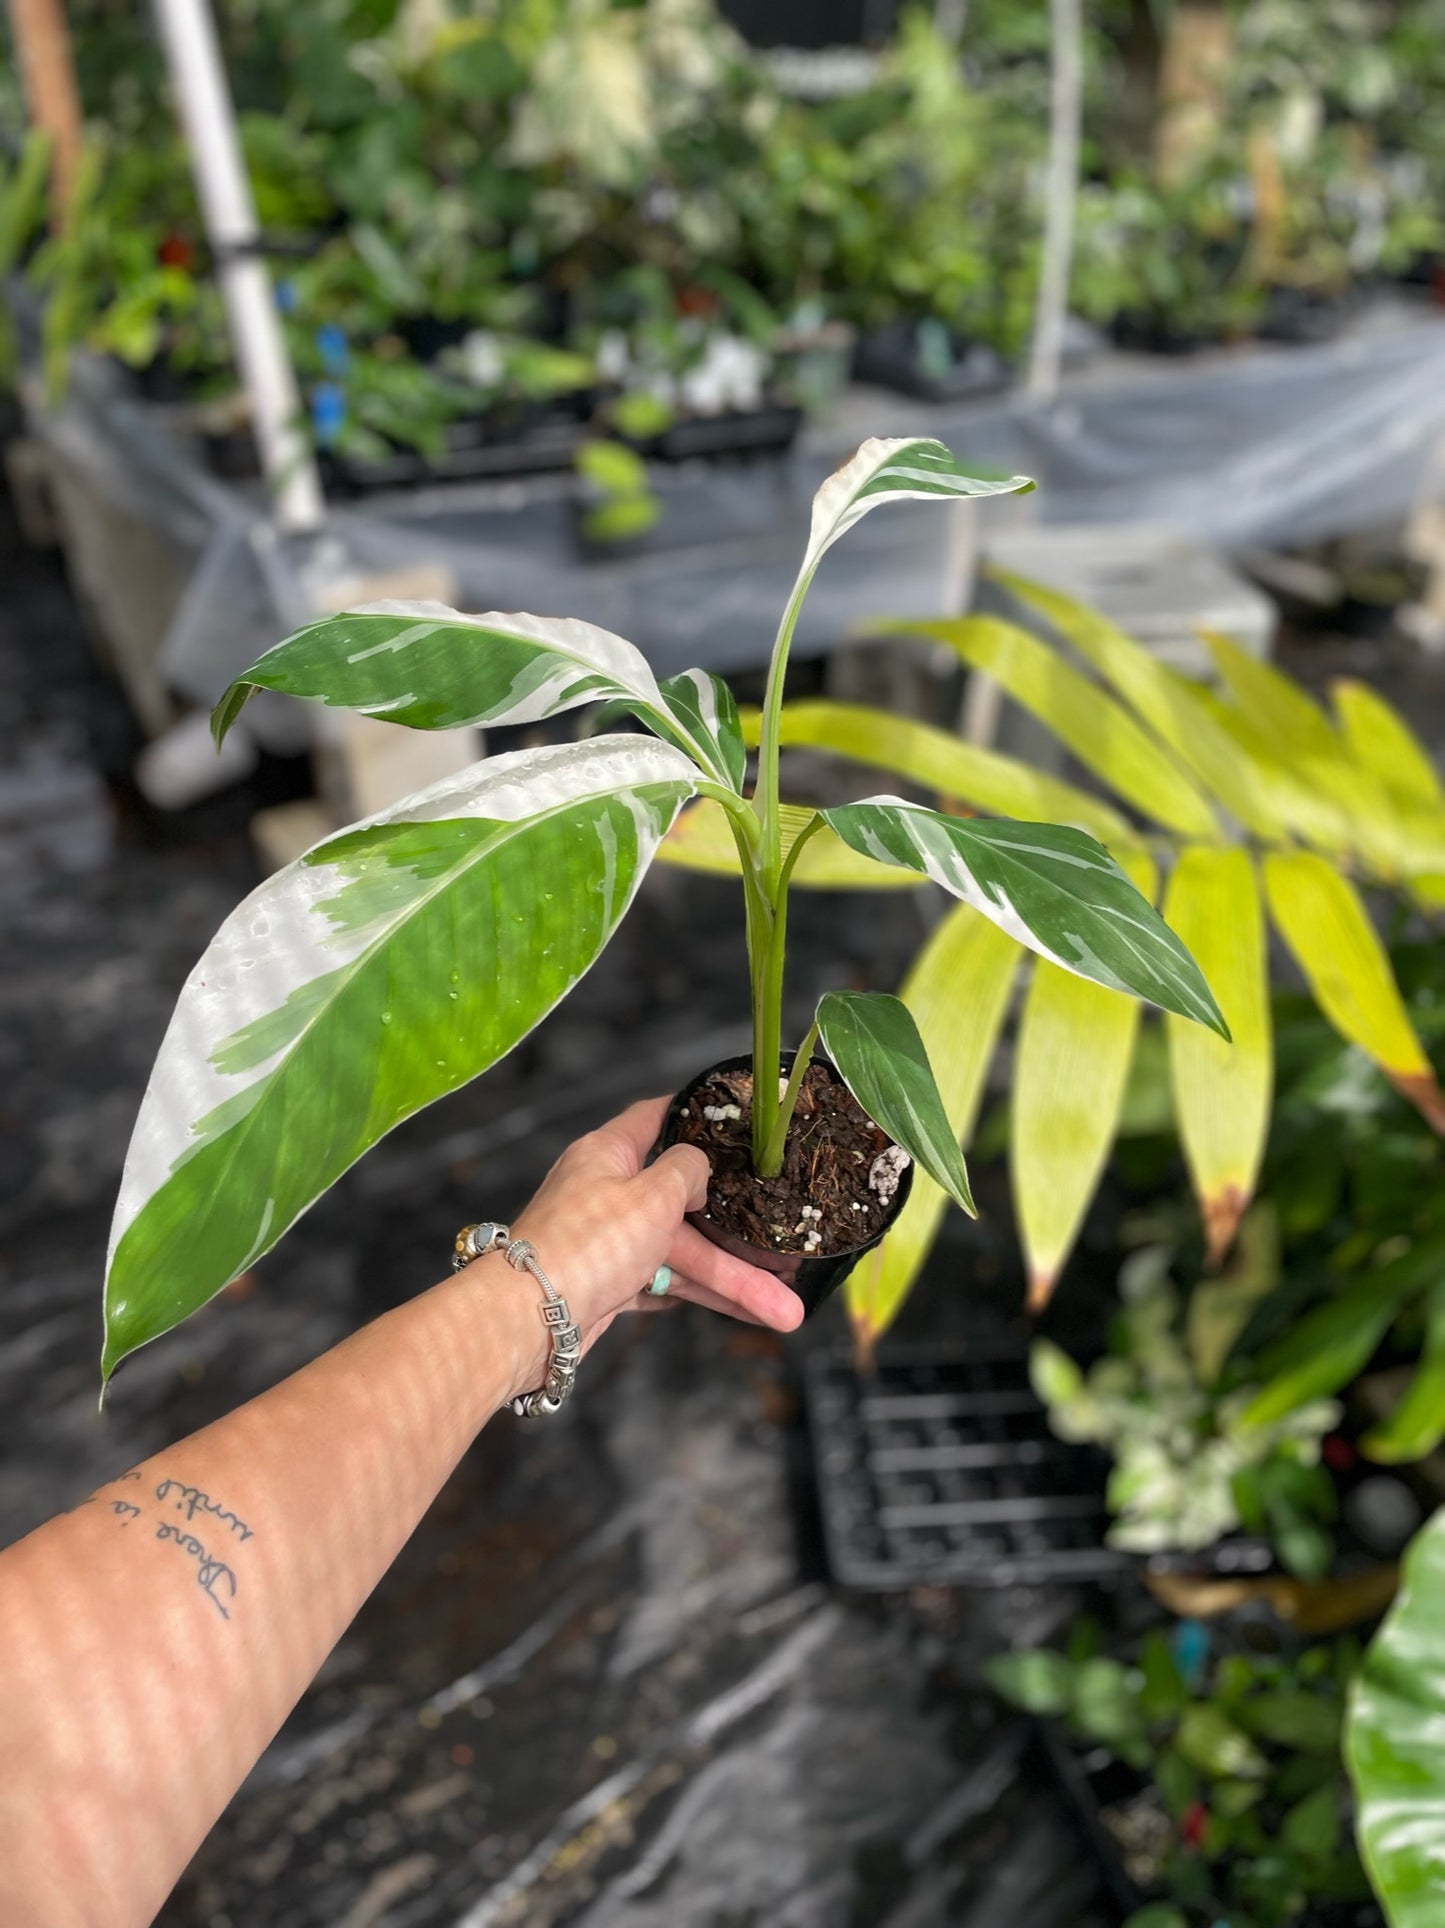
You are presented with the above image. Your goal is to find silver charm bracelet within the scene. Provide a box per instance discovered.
[452,1221,582,1418]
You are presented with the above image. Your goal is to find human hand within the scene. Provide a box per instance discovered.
[503,1096,803,1382]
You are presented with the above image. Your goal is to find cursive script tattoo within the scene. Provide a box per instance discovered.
[109,1501,142,1525]
[154,1479,254,1543]
[155,1522,238,1618]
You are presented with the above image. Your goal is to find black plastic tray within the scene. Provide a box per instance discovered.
[622,402,804,464]
[803,1345,1132,1590]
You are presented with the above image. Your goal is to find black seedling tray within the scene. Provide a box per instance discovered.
[621,401,804,463]
[803,1346,1131,1590]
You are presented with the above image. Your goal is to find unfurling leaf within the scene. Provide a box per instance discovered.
[1164,847,1273,1264]
[846,909,1018,1355]
[1263,850,1445,1132]
[1012,856,1154,1308]
[801,437,1033,581]
[212,602,669,745]
[819,799,1227,1034]
[654,669,747,792]
[103,737,697,1378]
[1349,1506,1445,1927]
[891,615,1218,838]
[814,991,975,1216]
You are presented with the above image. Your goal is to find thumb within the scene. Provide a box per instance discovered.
[638,1142,710,1220]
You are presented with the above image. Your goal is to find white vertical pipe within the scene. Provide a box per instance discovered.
[152,0,324,532]
[1027,0,1083,404]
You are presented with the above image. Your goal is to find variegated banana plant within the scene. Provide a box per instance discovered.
[103,439,1227,1382]
[661,571,1445,1352]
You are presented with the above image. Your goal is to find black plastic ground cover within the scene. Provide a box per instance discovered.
[803,1345,1133,1590]
[1034,1719,1383,1928]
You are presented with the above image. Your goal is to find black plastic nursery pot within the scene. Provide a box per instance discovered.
[657,1052,913,1319]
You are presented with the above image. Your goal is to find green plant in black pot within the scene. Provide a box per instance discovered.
[101,438,1226,1380]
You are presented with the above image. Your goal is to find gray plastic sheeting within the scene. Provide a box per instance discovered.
[25,308,1445,706]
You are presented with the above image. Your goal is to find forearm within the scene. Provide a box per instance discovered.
[0,1256,547,1928]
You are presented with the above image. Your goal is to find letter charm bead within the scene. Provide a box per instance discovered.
[450,1220,580,1420]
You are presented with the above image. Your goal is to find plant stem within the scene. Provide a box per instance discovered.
[751,815,824,1173]
[760,1016,819,1176]
[754,566,814,897]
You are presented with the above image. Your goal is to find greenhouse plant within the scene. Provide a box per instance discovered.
[101,437,1227,1380]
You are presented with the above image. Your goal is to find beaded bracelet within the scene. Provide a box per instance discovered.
[452,1222,581,1419]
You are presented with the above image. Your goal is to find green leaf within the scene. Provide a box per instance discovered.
[1013,908,1148,1307]
[814,991,974,1215]
[1242,1238,1445,1427]
[1069,1656,1151,1765]
[1139,1629,1188,1724]
[765,699,1131,846]
[1187,1206,1281,1386]
[1282,1782,1341,1862]
[1125,1908,1188,1928]
[891,615,1219,838]
[103,738,697,1378]
[654,669,747,793]
[1155,1747,1199,1820]
[845,907,1018,1351]
[656,799,918,890]
[212,603,675,748]
[1174,1704,1270,1782]
[802,436,1033,580]
[1362,1283,1445,1465]
[1165,847,1273,1265]
[1030,1336,1086,1411]
[984,1648,1074,1716]
[1349,1506,1445,1927]
[818,799,1228,1035]
[1264,850,1445,1131]
[1237,1692,1342,1755]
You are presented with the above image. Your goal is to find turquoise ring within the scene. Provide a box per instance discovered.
[646,1265,673,1297]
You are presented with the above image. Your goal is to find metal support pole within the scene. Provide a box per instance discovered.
[1026,0,1082,405]
[151,0,324,532]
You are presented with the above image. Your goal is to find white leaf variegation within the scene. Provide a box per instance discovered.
[802,437,1035,581]
[820,797,1228,1035]
[656,669,748,792]
[104,735,696,1378]
[212,602,667,744]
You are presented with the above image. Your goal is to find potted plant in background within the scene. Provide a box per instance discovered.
[989,1622,1374,1928]
[101,436,1226,1381]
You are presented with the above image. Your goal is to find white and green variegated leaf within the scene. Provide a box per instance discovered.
[815,991,975,1215]
[802,437,1034,580]
[654,670,747,792]
[212,601,666,745]
[103,736,697,1379]
[819,798,1228,1035]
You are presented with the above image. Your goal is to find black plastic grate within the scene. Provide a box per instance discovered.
[804,1346,1133,1590]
